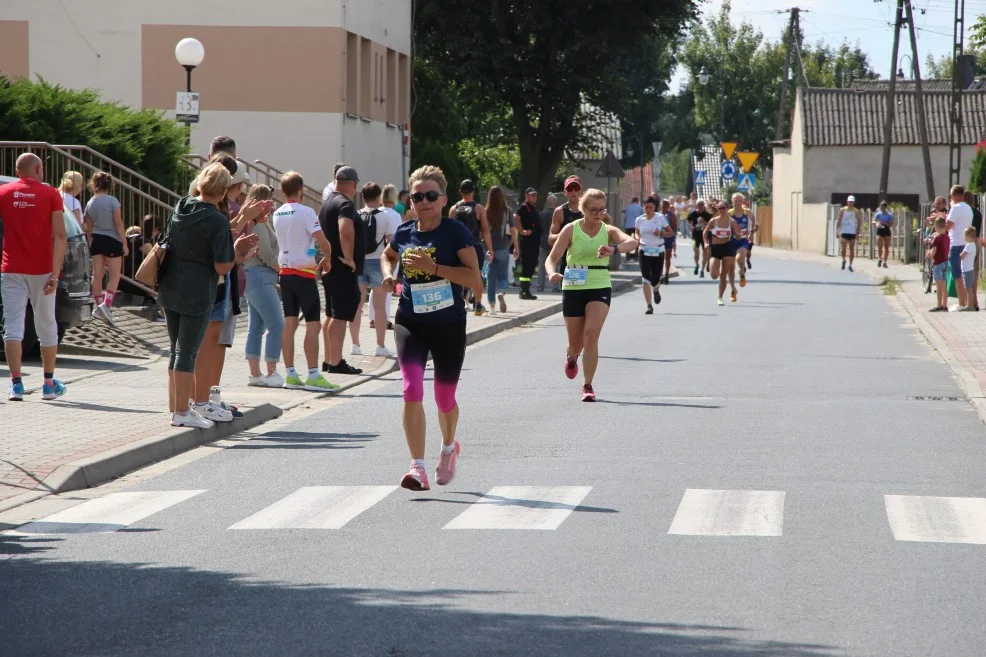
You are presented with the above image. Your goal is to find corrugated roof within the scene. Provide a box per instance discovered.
[801,87,986,146]
[850,79,986,92]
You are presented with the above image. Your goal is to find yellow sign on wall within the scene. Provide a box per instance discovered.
[720,142,738,160]
[737,152,760,172]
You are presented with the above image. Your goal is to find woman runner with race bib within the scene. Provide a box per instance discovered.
[379,166,483,492]
[545,188,637,402]
[704,200,739,306]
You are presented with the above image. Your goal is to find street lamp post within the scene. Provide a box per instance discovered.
[698,57,726,142]
[174,38,205,149]
[897,54,913,79]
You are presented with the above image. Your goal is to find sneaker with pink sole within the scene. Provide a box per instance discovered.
[400,461,431,491]
[564,355,579,379]
[436,441,460,486]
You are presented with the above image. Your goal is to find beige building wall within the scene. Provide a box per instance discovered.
[802,146,971,204]
[771,97,806,250]
[0,0,411,191]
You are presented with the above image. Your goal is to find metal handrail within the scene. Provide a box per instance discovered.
[253,159,324,200]
[54,144,181,202]
[0,141,175,212]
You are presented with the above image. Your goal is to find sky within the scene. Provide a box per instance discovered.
[670,0,977,92]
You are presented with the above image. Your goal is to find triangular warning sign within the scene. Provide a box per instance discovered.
[720,142,738,160]
[737,152,760,173]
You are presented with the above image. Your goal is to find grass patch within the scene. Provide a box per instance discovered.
[880,276,900,295]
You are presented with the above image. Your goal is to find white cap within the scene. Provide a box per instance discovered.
[230,160,247,185]
[847,195,856,203]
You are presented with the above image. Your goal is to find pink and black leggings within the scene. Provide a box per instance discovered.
[394,312,466,413]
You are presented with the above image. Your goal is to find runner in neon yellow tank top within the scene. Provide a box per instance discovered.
[545,188,637,402]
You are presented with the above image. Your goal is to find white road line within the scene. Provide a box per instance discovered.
[885,495,986,544]
[9,490,206,535]
[668,489,786,537]
[228,486,397,530]
[443,486,592,530]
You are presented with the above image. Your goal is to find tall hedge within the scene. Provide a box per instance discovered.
[0,76,187,189]
[969,146,986,195]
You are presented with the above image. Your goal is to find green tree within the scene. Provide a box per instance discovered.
[0,76,188,189]
[413,0,696,200]
[968,147,986,193]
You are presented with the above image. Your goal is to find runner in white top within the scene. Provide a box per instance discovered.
[634,196,672,314]
[838,195,861,272]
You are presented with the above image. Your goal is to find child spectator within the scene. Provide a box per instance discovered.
[960,226,978,312]
[927,217,950,312]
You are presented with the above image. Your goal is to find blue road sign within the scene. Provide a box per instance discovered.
[737,172,756,191]
[720,160,737,181]
[694,170,707,186]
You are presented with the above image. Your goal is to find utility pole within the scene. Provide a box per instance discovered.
[904,0,935,201]
[774,9,796,140]
[949,0,967,186]
[879,0,905,201]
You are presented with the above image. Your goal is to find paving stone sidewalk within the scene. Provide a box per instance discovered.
[0,273,639,511]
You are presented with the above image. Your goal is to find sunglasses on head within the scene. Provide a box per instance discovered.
[410,190,442,203]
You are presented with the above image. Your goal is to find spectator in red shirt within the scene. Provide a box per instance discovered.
[927,217,951,312]
[0,153,69,401]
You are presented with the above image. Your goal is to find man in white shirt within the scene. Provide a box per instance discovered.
[349,182,399,358]
[634,196,672,314]
[838,195,861,272]
[273,171,337,392]
[321,162,346,203]
[946,184,975,308]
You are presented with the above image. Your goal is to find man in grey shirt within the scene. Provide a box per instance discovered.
[536,195,559,292]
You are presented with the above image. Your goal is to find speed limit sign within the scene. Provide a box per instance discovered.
[175,91,200,124]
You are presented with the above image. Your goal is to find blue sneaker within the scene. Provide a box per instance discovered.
[41,379,66,401]
[8,381,25,401]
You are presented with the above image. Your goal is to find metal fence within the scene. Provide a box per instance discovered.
[826,205,920,263]
[182,155,324,214]
[0,142,176,230]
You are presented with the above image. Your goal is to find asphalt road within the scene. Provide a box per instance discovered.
[3,251,986,657]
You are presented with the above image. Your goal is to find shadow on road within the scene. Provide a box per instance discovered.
[599,356,685,363]
[594,399,722,409]
[410,491,618,514]
[0,557,840,657]
[230,431,379,451]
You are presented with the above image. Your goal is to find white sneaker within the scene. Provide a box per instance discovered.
[248,375,266,387]
[351,344,362,356]
[375,345,394,358]
[263,372,285,388]
[171,409,214,429]
[93,303,115,326]
[194,401,233,423]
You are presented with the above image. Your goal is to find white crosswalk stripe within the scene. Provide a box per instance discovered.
[668,489,786,537]
[9,490,206,535]
[885,495,986,544]
[229,486,398,530]
[443,486,593,530]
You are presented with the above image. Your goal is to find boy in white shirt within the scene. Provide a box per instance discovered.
[960,225,979,312]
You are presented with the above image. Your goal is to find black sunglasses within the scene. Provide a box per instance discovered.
[410,190,442,203]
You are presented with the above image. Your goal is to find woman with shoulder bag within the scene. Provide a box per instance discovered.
[158,163,258,429]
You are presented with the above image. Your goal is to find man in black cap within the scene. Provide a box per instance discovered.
[449,179,493,314]
[319,165,365,376]
[513,187,541,300]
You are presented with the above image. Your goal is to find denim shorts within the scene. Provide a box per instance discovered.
[209,273,231,322]
[963,269,976,289]
[932,262,949,282]
[359,258,384,288]
[949,245,965,280]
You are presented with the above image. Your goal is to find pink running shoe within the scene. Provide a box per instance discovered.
[581,384,596,402]
[400,461,430,491]
[564,355,579,380]
[436,441,460,486]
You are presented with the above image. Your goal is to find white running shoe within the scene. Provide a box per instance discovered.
[263,371,285,388]
[247,375,266,387]
[194,401,233,423]
[171,409,215,429]
[351,344,362,356]
[93,303,115,326]
[375,345,394,358]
